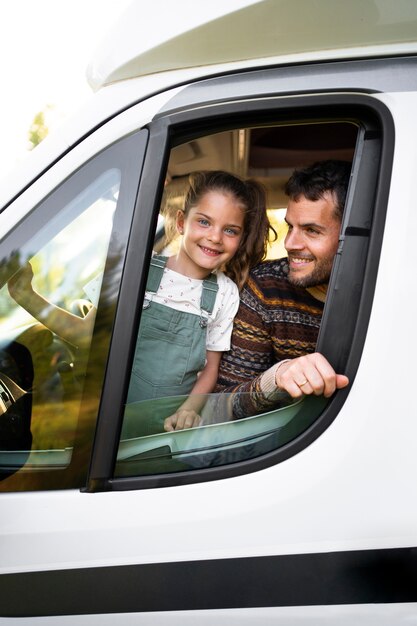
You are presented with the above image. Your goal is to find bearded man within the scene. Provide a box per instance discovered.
[216,159,350,419]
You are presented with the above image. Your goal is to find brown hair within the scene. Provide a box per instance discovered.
[285,160,351,220]
[182,170,275,289]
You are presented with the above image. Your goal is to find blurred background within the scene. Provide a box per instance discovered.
[0,0,131,181]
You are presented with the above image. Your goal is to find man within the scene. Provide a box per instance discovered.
[216,159,350,419]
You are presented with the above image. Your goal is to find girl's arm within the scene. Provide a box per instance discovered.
[163,351,222,431]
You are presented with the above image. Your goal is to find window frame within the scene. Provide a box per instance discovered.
[85,92,394,492]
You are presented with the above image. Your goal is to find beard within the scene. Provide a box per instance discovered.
[287,255,334,288]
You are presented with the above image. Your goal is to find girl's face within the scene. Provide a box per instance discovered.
[175,190,244,279]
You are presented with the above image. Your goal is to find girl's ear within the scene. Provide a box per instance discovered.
[176,210,185,234]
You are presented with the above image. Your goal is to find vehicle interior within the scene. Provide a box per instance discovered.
[160,122,357,257]
[115,119,359,478]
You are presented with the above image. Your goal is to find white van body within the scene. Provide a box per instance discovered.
[0,1,417,623]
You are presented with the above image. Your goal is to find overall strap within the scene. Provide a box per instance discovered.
[143,255,167,309]
[200,273,218,327]
[201,273,218,314]
[146,255,168,293]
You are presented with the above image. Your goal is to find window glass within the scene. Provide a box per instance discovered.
[0,170,119,488]
[115,392,323,477]
[0,130,146,490]
[115,120,359,479]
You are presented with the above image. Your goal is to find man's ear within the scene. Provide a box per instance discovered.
[176,210,185,234]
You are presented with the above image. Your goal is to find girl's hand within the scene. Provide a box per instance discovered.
[164,408,201,432]
[7,263,34,300]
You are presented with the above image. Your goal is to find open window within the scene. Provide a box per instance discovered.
[108,95,392,487]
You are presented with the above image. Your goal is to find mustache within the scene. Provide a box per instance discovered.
[287,253,315,260]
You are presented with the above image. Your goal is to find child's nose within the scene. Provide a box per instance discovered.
[208,227,222,243]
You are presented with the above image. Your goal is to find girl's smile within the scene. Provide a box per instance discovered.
[198,245,223,257]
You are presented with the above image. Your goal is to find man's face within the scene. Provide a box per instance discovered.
[284,191,341,288]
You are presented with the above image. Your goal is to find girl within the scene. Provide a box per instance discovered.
[126,170,274,433]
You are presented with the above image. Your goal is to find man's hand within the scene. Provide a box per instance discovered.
[275,353,349,399]
[164,408,201,432]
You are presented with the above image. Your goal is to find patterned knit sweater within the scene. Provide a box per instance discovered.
[215,258,324,418]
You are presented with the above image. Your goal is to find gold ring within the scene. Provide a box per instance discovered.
[299,379,308,387]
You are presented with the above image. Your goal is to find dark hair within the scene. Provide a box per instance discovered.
[184,170,275,289]
[285,160,352,220]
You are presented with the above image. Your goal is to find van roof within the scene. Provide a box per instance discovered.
[87,0,417,91]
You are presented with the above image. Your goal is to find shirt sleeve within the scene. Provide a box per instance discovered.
[206,276,240,351]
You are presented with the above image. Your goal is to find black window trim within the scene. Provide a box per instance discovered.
[85,92,394,492]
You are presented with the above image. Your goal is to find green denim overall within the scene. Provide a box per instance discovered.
[123,256,218,437]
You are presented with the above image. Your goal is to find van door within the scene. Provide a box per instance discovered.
[1,59,416,624]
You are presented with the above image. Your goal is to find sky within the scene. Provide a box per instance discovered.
[0,0,132,178]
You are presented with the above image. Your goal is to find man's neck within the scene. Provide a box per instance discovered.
[306,284,328,303]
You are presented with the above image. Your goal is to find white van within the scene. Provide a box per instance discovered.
[1,1,417,623]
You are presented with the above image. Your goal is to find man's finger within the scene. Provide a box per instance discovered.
[336,374,349,389]
[277,353,348,399]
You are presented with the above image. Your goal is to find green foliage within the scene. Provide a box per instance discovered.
[28,107,51,149]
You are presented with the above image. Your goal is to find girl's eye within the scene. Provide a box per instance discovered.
[198,218,210,227]
[224,227,239,236]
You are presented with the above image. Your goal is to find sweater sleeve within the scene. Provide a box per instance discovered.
[215,277,291,419]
